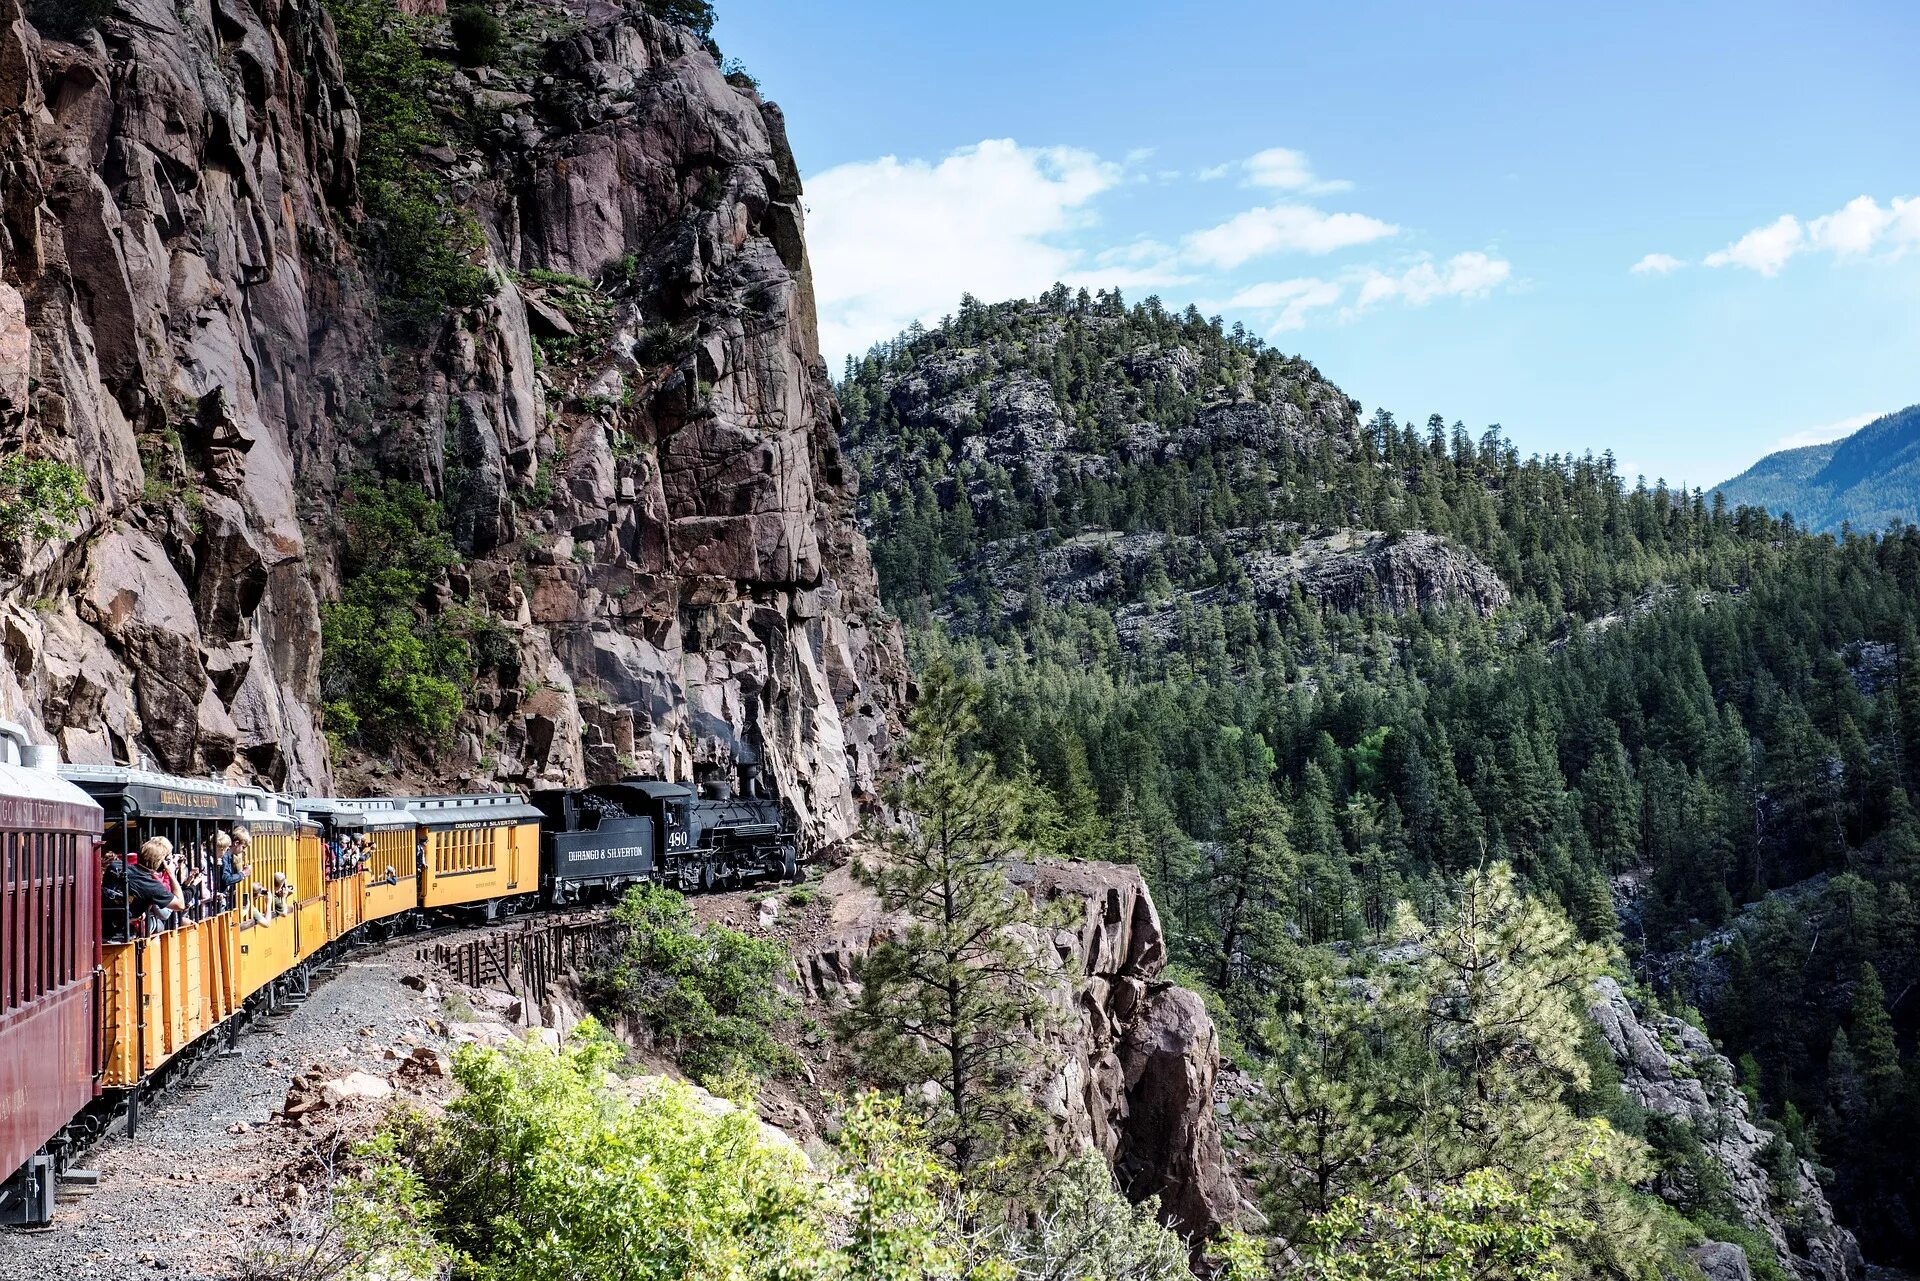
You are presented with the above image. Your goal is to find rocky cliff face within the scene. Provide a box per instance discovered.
[0,0,903,836]
[1590,977,1864,1281]
[953,524,1509,643]
[791,860,1242,1241]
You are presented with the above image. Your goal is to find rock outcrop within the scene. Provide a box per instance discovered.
[794,860,1241,1241]
[1590,977,1864,1281]
[0,0,903,835]
[950,524,1509,643]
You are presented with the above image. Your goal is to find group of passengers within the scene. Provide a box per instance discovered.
[325,832,374,881]
[100,826,291,941]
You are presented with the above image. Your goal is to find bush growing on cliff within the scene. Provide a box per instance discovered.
[319,478,472,753]
[578,884,794,1084]
[326,0,491,338]
[0,456,88,543]
[448,4,502,66]
[644,0,715,39]
[26,0,114,37]
[336,1029,1192,1281]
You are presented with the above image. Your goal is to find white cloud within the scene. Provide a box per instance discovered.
[1705,196,1920,276]
[1773,409,1889,451]
[1197,162,1233,181]
[1224,277,1345,331]
[806,135,1509,359]
[1183,204,1398,269]
[1705,214,1805,275]
[1631,252,1685,276]
[1075,239,1195,291]
[806,139,1122,365]
[1350,252,1512,311]
[1242,147,1354,195]
[1220,252,1512,336]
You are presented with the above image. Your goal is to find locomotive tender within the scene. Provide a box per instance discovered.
[0,736,801,1227]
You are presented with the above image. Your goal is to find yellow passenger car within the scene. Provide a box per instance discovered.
[412,793,544,915]
[295,798,421,929]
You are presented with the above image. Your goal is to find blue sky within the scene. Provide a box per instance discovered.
[714,0,1919,486]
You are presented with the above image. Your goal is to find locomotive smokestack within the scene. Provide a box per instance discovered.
[695,762,732,801]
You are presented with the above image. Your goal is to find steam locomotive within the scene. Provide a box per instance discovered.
[531,762,799,902]
[0,732,801,1227]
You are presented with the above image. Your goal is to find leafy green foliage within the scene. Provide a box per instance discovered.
[327,0,491,337]
[0,456,88,542]
[344,1029,1187,1281]
[579,885,794,1084]
[411,1029,828,1280]
[448,4,503,66]
[1226,866,1718,1280]
[839,661,1065,1195]
[1301,1163,1589,1281]
[25,0,113,37]
[318,478,471,752]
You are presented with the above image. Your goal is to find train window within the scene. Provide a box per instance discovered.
[3,830,14,1012]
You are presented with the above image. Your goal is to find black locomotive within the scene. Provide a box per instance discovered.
[531,762,799,903]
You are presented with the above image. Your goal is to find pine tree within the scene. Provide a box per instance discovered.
[1849,963,1902,1116]
[1206,782,1299,1025]
[1246,977,1417,1237]
[1394,863,1610,1178]
[839,662,1063,1194]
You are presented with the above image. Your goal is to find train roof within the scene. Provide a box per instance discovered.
[0,757,101,818]
[58,762,245,820]
[601,779,693,801]
[295,796,421,830]
[52,762,315,828]
[395,792,546,826]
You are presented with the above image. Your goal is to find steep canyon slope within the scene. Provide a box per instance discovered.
[0,0,903,838]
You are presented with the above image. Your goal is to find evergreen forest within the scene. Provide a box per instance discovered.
[839,287,1920,1267]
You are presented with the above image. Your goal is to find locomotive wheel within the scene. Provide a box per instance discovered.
[782,846,798,881]
[699,859,719,892]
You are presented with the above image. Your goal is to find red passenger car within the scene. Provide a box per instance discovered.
[0,723,103,1225]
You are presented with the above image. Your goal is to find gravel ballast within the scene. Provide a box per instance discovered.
[0,942,450,1281]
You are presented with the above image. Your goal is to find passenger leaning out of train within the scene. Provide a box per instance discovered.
[215,831,250,911]
[127,838,185,935]
[180,861,210,921]
[270,871,294,917]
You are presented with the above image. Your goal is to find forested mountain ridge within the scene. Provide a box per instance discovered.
[840,291,1920,1272]
[1715,404,1920,534]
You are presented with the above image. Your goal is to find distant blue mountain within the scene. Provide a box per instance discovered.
[1714,404,1920,534]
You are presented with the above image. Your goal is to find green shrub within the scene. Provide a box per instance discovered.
[319,477,475,752]
[326,0,491,338]
[372,1030,1189,1281]
[448,4,502,66]
[0,456,88,542]
[26,0,113,37]
[579,885,794,1084]
[413,1029,825,1278]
